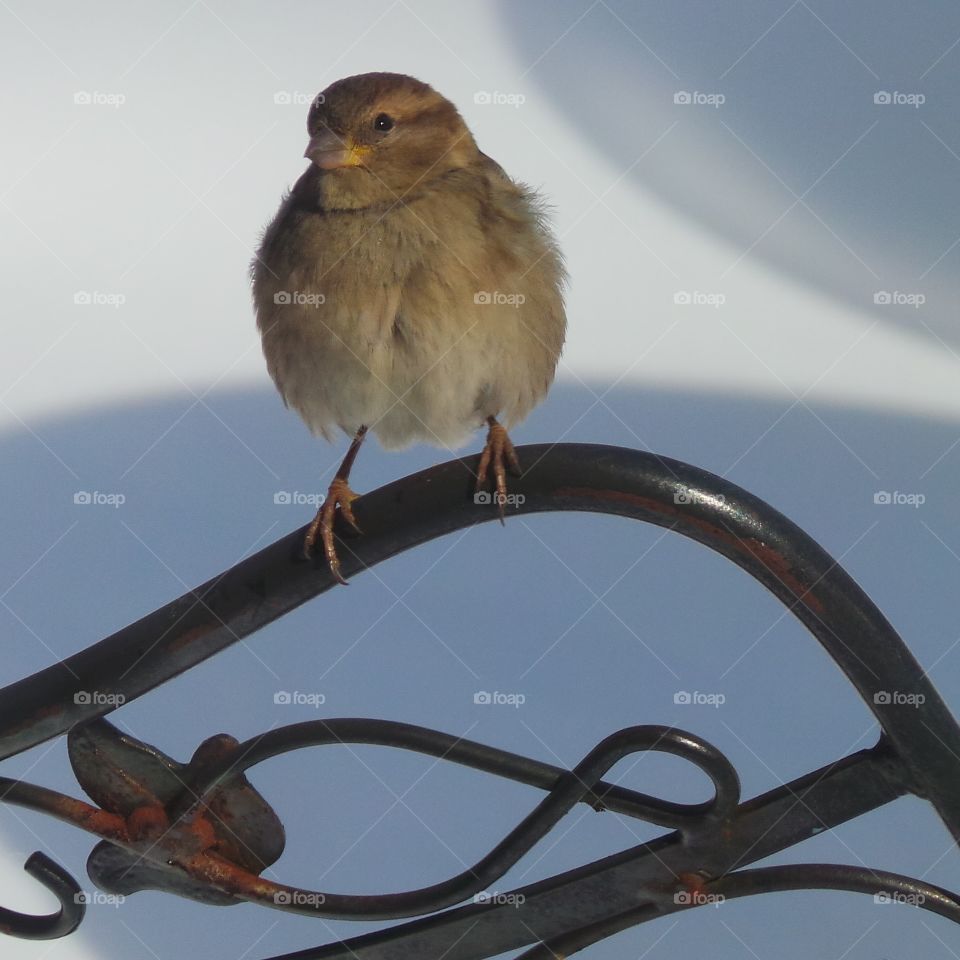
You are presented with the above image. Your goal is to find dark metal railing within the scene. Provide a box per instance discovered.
[1,443,958,957]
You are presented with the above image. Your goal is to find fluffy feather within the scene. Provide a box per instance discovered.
[252,72,566,452]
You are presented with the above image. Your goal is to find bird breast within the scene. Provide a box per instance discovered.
[255,174,565,450]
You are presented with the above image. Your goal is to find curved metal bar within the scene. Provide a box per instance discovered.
[244,744,918,960]
[0,719,735,845]
[714,864,960,921]
[1,445,956,846]
[0,852,85,940]
[0,720,735,921]
[173,718,739,829]
[516,863,960,958]
[0,777,129,842]
[167,722,738,920]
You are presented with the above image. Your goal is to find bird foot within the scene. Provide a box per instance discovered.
[303,477,361,585]
[475,420,522,524]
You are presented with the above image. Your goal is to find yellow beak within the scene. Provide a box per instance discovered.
[304,130,370,170]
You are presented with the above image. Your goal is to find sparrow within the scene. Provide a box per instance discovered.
[252,72,566,583]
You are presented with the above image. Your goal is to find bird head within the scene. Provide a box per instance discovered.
[302,73,479,209]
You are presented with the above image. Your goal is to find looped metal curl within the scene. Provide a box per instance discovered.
[167,720,740,919]
[2,719,739,922]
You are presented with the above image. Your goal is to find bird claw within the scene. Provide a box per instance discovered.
[303,477,361,585]
[475,419,522,524]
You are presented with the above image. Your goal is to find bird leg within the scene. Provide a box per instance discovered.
[475,416,522,523]
[304,426,367,584]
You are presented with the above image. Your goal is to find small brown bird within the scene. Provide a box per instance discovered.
[253,72,566,583]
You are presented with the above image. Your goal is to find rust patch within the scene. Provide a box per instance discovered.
[167,622,216,655]
[71,719,286,904]
[8,701,66,738]
[737,536,825,615]
[182,849,276,900]
[126,804,169,842]
[676,871,709,894]
[556,486,824,615]
[45,793,129,842]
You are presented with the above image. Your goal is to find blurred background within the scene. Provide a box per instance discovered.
[1,2,959,958]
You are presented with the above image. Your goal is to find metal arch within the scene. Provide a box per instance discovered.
[2,442,958,824]
[0,443,958,955]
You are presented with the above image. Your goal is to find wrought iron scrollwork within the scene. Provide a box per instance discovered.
[1,444,959,957]
[3,718,740,920]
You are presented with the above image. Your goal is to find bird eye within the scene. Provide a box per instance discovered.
[373,113,394,132]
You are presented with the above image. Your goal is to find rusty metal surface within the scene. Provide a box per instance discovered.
[68,719,285,905]
[0,444,958,955]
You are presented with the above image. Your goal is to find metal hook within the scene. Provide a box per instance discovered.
[0,851,84,940]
